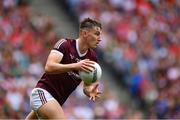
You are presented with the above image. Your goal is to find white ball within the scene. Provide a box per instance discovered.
[79,62,102,84]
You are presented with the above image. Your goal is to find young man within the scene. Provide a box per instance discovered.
[26,18,102,119]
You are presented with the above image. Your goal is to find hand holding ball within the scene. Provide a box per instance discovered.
[79,62,102,84]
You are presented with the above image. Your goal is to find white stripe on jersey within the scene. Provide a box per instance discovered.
[54,39,66,49]
[51,50,64,56]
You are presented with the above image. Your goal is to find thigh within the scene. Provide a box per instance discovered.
[25,110,38,120]
[37,99,66,119]
[30,88,66,119]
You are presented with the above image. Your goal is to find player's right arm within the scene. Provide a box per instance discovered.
[45,52,94,74]
[45,39,95,74]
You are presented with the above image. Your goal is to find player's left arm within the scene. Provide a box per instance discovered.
[83,50,101,101]
[83,81,102,101]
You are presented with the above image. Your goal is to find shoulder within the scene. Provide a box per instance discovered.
[54,38,76,49]
[54,39,67,49]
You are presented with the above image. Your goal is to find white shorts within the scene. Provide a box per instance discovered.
[30,88,55,111]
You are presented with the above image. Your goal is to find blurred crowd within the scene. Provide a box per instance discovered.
[0,0,58,118]
[64,0,180,119]
[0,0,179,119]
[0,0,132,119]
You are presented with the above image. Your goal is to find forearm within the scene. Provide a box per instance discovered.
[83,81,99,88]
[83,81,99,96]
[45,62,77,74]
[83,81,101,101]
[83,87,90,97]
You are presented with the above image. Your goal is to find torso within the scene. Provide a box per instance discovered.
[36,38,97,105]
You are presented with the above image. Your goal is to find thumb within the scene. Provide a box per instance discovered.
[92,84,99,92]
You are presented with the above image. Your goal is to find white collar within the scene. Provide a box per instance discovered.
[76,39,87,57]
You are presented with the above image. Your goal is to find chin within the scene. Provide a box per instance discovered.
[91,45,97,48]
[89,44,98,48]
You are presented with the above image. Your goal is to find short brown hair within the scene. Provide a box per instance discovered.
[80,18,102,30]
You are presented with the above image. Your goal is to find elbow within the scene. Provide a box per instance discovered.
[44,63,53,73]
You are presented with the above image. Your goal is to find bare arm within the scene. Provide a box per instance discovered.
[45,50,95,74]
[83,81,102,101]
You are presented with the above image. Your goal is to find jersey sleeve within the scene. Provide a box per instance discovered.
[52,39,67,55]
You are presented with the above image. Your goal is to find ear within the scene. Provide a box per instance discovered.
[81,29,88,37]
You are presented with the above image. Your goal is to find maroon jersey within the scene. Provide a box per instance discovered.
[36,38,97,105]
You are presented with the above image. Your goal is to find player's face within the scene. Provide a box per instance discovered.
[86,27,102,48]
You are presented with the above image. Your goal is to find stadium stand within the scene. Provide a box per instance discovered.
[59,0,180,119]
[0,0,133,119]
[0,0,57,118]
[0,0,179,119]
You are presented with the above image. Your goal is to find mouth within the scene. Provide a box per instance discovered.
[96,41,100,45]
[97,40,101,44]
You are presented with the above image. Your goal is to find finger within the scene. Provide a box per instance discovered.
[95,94,101,98]
[94,91,101,97]
[89,96,93,101]
[83,59,95,65]
[85,60,95,64]
[89,94,96,101]
[83,62,95,71]
[81,66,93,73]
[84,64,95,70]
[83,65,95,72]
[96,91,102,95]
[92,96,96,102]
[81,67,91,73]
[92,84,99,92]
[84,59,90,61]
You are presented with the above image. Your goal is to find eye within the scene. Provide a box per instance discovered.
[95,31,100,36]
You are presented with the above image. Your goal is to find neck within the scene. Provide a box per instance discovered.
[77,38,88,54]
